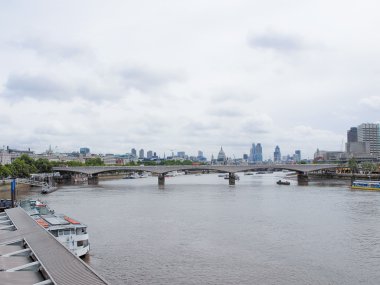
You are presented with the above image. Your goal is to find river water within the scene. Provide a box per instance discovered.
[14,172,380,284]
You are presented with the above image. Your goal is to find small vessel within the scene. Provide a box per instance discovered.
[20,200,90,257]
[277,180,290,185]
[41,184,58,194]
[244,172,254,175]
[218,174,226,177]
[351,180,380,190]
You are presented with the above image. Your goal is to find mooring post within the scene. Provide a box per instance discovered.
[11,178,16,208]
[158,173,165,186]
[229,173,235,185]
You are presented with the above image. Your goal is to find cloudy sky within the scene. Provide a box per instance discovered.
[1,0,380,160]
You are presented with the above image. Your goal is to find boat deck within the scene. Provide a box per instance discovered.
[0,207,108,285]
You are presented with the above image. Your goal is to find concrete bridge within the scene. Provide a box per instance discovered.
[52,164,339,186]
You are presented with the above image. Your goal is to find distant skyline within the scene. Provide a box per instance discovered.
[1,1,380,159]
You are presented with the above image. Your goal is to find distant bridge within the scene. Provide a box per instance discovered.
[53,164,339,185]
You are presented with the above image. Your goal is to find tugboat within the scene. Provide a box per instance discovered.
[277,180,290,185]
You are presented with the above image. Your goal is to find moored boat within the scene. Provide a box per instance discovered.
[41,184,58,194]
[277,180,290,185]
[351,180,380,190]
[20,199,90,257]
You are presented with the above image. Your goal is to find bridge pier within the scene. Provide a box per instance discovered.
[158,174,165,186]
[297,173,309,185]
[88,174,99,185]
[229,173,236,185]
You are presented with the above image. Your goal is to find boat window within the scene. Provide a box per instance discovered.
[76,228,86,234]
[64,229,71,235]
[77,240,83,247]
[50,230,58,237]
[58,230,64,236]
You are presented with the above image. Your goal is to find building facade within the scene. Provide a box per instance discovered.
[274,146,281,162]
[357,123,380,158]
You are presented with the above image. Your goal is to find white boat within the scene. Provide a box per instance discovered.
[244,172,254,175]
[20,200,90,257]
[41,184,58,194]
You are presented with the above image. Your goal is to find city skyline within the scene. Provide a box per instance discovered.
[1,1,380,159]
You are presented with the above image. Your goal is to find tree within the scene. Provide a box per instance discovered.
[85,157,104,166]
[0,165,11,178]
[348,158,358,173]
[9,158,36,178]
[34,158,52,173]
[361,162,377,174]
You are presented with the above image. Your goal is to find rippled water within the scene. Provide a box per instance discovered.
[16,173,380,284]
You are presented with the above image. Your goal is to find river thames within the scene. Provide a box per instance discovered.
[16,172,380,284]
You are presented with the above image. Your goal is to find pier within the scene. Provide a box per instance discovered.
[0,207,108,285]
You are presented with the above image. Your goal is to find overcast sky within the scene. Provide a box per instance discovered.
[1,0,380,160]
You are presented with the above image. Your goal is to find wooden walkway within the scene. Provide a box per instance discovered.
[0,208,108,285]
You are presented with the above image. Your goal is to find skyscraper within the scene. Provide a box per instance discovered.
[131,148,137,157]
[274,146,281,162]
[249,143,256,163]
[347,127,358,143]
[294,150,301,162]
[358,123,380,157]
[147,150,153,159]
[139,149,144,159]
[255,143,263,162]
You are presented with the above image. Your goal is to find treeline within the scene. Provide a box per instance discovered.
[0,155,104,178]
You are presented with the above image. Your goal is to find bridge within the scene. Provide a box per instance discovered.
[52,164,339,185]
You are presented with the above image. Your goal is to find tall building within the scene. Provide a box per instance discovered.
[147,150,153,159]
[347,127,358,143]
[139,149,144,159]
[249,143,256,163]
[249,143,263,163]
[358,123,380,157]
[177,151,185,158]
[80,147,90,155]
[255,143,263,162]
[131,148,137,157]
[274,146,281,162]
[294,150,301,162]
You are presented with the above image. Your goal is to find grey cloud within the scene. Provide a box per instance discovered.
[120,66,182,91]
[210,108,241,117]
[11,39,86,59]
[248,32,303,52]
[3,74,66,100]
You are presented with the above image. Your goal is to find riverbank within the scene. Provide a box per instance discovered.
[310,173,380,180]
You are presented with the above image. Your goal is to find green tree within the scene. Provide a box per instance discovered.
[85,157,104,166]
[34,158,52,173]
[361,162,377,174]
[348,158,358,173]
[19,154,35,166]
[9,158,36,178]
[0,165,11,178]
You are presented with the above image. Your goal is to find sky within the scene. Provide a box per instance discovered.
[1,0,380,160]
